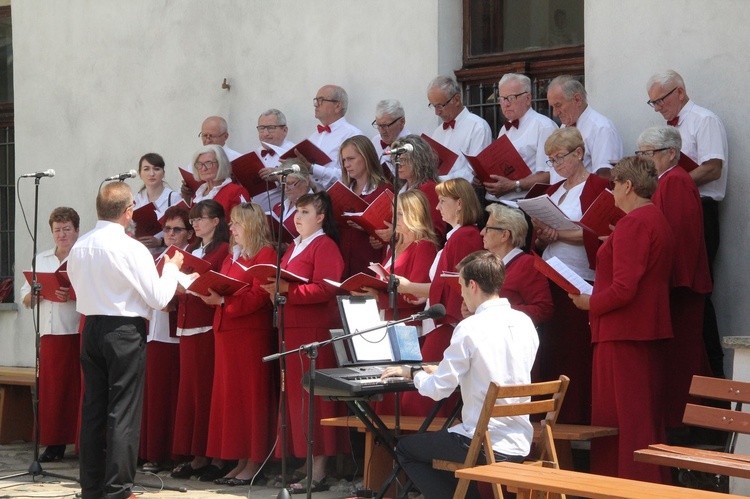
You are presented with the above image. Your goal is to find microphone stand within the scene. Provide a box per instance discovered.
[0,177,77,484]
[262,309,436,499]
[272,172,290,491]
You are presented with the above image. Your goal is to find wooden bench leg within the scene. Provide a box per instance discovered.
[0,385,34,444]
[555,439,574,470]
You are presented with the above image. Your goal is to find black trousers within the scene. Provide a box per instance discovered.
[80,315,147,499]
[701,197,724,378]
[396,428,525,499]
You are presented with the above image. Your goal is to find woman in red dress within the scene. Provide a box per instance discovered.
[139,204,193,472]
[533,127,609,424]
[337,135,390,278]
[570,156,674,483]
[637,126,713,428]
[189,144,250,217]
[200,203,277,486]
[171,200,230,481]
[259,191,346,494]
[396,178,484,415]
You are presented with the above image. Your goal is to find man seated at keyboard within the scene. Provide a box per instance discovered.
[381,250,539,499]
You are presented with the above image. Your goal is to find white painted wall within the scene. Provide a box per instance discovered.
[2,0,462,365]
[585,0,750,378]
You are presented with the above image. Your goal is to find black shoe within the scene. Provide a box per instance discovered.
[226,477,253,486]
[171,461,210,479]
[39,445,66,463]
[198,464,228,482]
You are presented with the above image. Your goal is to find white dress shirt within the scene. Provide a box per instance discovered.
[414,297,539,456]
[21,249,80,336]
[288,228,325,262]
[674,100,729,201]
[223,145,242,162]
[430,107,492,183]
[555,106,622,182]
[68,220,180,320]
[306,117,362,189]
[371,128,411,178]
[490,108,558,202]
[253,139,296,212]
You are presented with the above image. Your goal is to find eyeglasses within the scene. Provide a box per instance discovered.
[483,226,507,232]
[198,132,227,141]
[313,97,339,106]
[189,217,215,225]
[647,87,677,108]
[635,148,669,157]
[546,150,576,168]
[195,160,218,170]
[498,91,528,104]
[256,125,285,132]
[285,180,301,189]
[371,117,402,130]
[428,93,457,110]
[163,226,187,234]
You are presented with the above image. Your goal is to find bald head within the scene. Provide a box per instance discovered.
[97,182,134,225]
[200,116,229,146]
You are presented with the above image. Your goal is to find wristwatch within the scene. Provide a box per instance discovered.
[514,180,522,193]
[410,365,423,379]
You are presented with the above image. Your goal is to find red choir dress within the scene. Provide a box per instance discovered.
[402,225,483,417]
[500,250,554,327]
[193,181,250,219]
[652,166,713,427]
[278,233,348,457]
[172,242,228,458]
[373,238,439,415]
[539,174,609,424]
[139,305,180,464]
[271,201,300,246]
[337,183,388,279]
[589,203,674,483]
[414,180,447,244]
[206,246,277,461]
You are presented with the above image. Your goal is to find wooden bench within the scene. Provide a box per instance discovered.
[455,461,745,498]
[0,366,35,444]
[322,414,617,490]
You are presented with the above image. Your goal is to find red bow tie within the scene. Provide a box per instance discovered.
[380,140,389,149]
[504,119,519,130]
[442,120,456,130]
[667,116,679,127]
[317,124,331,134]
[260,149,275,158]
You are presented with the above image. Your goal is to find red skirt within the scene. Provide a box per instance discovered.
[206,326,277,461]
[39,334,81,446]
[139,341,180,462]
[172,331,215,457]
[279,326,349,458]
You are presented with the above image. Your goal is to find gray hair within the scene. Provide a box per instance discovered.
[647,70,685,91]
[549,75,587,103]
[375,99,405,119]
[485,203,527,248]
[204,116,228,134]
[428,75,461,99]
[191,144,232,183]
[499,73,531,93]
[330,85,349,115]
[259,108,287,126]
[637,125,682,163]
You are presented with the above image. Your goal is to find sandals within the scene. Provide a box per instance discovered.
[287,477,329,494]
[270,469,306,487]
[140,461,162,473]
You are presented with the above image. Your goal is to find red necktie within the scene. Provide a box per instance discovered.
[380,140,389,149]
[569,122,577,128]
[260,149,275,158]
[667,116,679,127]
[442,120,456,130]
[317,124,331,134]
[504,119,519,130]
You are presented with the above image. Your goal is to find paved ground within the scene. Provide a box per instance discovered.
[0,442,363,499]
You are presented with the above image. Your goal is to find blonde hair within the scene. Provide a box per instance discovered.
[230,202,273,257]
[398,190,438,247]
[544,127,585,156]
[435,178,483,226]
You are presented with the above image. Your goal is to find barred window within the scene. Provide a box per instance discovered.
[0,6,13,303]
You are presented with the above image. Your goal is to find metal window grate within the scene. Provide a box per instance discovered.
[0,125,15,302]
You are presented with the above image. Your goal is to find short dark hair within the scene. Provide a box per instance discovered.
[456,250,505,295]
[138,152,165,172]
[611,156,659,199]
[49,206,80,230]
[189,199,229,254]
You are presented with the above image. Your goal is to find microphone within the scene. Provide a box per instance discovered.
[384,143,414,155]
[269,164,301,176]
[20,169,55,179]
[410,304,446,321]
[104,170,137,181]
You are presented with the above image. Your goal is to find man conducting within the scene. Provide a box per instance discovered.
[382,250,539,499]
[68,181,184,499]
